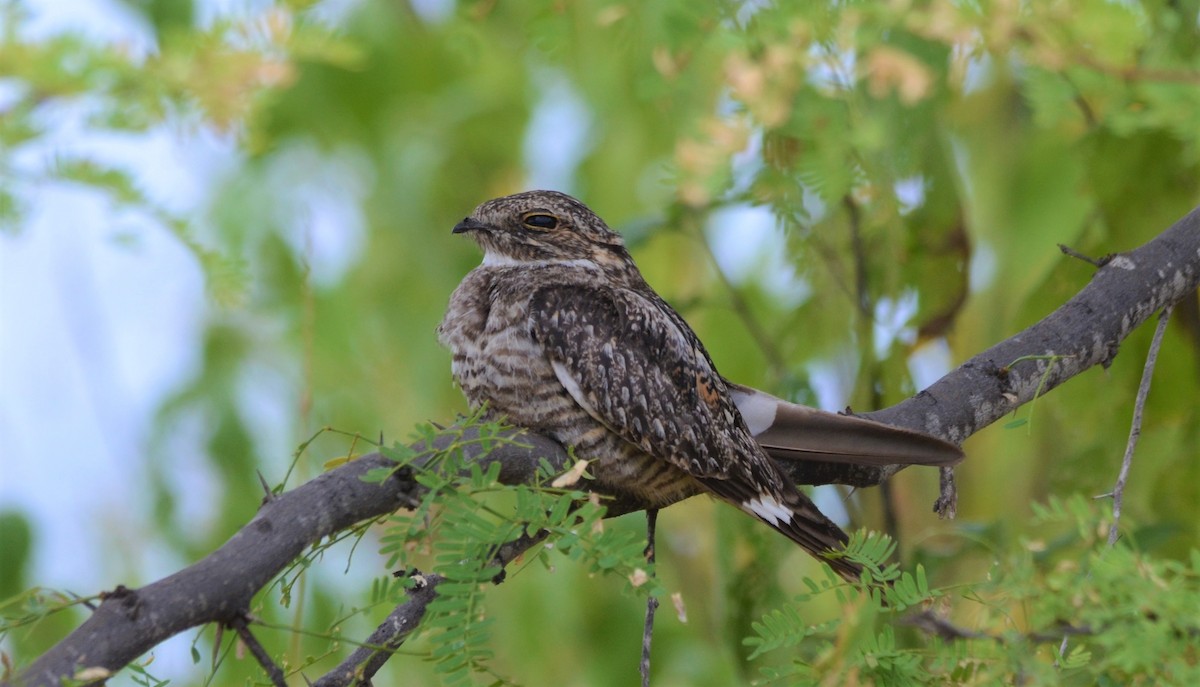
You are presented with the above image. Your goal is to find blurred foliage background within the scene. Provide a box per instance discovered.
[2,0,1199,684]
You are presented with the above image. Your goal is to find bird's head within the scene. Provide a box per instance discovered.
[453,190,630,268]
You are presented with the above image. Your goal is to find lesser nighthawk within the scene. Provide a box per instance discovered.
[438,190,962,579]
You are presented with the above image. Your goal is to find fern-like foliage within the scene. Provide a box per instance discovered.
[744,497,1200,686]
[367,414,659,685]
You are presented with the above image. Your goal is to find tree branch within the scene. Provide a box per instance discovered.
[8,433,570,687]
[310,572,445,687]
[9,207,1200,687]
[311,526,553,686]
[229,614,287,687]
[781,206,1200,487]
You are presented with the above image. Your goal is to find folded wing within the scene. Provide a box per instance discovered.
[529,284,861,579]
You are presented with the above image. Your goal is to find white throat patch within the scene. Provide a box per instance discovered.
[481,252,522,267]
[481,252,600,270]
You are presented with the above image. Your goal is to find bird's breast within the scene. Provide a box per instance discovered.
[439,268,577,430]
[438,266,703,509]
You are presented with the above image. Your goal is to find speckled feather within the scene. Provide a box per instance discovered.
[438,190,861,579]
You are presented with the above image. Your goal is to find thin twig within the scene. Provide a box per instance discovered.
[311,573,445,687]
[1064,303,1174,663]
[690,212,788,381]
[843,195,871,319]
[229,614,287,687]
[313,527,554,686]
[211,623,224,674]
[641,509,660,687]
[1108,304,1174,546]
[934,466,957,519]
[1057,243,1110,268]
[1075,55,1200,84]
[902,609,1091,644]
[843,195,908,544]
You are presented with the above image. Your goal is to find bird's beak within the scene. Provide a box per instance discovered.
[453,217,488,234]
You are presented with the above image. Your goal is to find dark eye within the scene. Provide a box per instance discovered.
[522,213,559,231]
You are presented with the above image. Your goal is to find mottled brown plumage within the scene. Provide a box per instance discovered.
[438,190,962,580]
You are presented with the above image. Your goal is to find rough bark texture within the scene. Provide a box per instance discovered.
[8,207,1200,687]
[783,206,1200,487]
[9,433,568,687]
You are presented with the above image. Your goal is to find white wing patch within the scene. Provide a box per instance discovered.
[730,387,779,436]
[551,359,600,418]
[742,493,792,526]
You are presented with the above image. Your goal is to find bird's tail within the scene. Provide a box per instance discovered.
[763,488,864,582]
[728,383,964,467]
[706,476,864,581]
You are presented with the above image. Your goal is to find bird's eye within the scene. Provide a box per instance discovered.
[522,213,559,231]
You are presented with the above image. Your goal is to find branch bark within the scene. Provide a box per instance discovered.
[8,433,569,687]
[9,206,1200,687]
[782,206,1200,487]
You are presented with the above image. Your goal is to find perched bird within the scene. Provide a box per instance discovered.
[438,190,962,580]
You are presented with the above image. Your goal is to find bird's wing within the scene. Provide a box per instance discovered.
[728,384,964,467]
[529,284,747,479]
[529,284,861,579]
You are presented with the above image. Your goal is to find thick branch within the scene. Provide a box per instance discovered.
[9,433,570,687]
[11,207,1200,686]
[783,206,1200,487]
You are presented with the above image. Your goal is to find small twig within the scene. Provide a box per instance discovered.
[641,509,660,687]
[1067,303,1173,663]
[313,525,552,686]
[900,609,986,640]
[1075,54,1200,85]
[1057,72,1098,129]
[1108,304,1174,546]
[487,527,552,585]
[690,213,788,381]
[1057,243,1110,268]
[312,573,444,687]
[229,614,287,687]
[934,466,957,519]
[212,624,224,673]
[843,195,871,319]
[901,609,1091,644]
